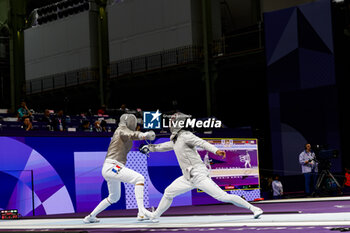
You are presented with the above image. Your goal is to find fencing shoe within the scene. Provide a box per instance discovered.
[83,214,100,224]
[144,207,159,223]
[137,212,150,221]
[252,207,263,219]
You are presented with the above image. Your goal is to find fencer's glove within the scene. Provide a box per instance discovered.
[139,131,156,140]
[139,144,150,157]
[146,130,156,140]
[139,132,148,140]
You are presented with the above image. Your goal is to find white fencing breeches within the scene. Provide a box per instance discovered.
[102,159,144,203]
[90,159,145,217]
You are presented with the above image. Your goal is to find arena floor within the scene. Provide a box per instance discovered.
[1,197,350,232]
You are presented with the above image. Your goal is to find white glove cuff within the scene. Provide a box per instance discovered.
[139,132,147,140]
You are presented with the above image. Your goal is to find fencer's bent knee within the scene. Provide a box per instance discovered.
[108,192,121,204]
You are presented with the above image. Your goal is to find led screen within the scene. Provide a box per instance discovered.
[0,136,260,216]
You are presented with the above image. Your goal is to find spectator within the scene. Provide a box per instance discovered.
[97,105,107,115]
[119,104,129,113]
[17,101,32,121]
[260,175,273,200]
[272,175,283,199]
[80,120,91,132]
[343,168,350,194]
[52,110,66,131]
[40,109,53,130]
[93,120,105,132]
[100,120,107,132]
[40,109,52,123]
[299,143,318,196]
[22,117,33,131]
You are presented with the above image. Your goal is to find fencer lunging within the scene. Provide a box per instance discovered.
[83,114,155,223]
[240,151,252,168]
[204,152,212,170]
[141,113,263,221]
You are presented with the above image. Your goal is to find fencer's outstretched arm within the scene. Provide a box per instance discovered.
[120,128,155,141]
[149,141,174,152]
[185,132,221,155]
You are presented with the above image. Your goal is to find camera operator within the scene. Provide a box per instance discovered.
[299,143,318,197]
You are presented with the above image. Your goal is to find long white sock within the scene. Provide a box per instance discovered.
[90,198,111,217]
[135,184,147,215]
[154,196,173,218]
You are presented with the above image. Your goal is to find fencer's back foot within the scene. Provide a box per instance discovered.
[253,208,263,219]
[83,215,100,224]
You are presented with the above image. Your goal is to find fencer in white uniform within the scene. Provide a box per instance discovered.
[204,152,212,170]
[141,113,263,221]
[83,114,155,223]
[243,151,252,168]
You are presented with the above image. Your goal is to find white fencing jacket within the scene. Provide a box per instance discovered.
[149,131,218,179]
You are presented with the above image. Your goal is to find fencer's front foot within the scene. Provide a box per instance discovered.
[137,208,153,221]
[137,209,152,221]
[83,215,100,224]
[137,213,150,221]
[141,209,159,223]
[252,207,263,219]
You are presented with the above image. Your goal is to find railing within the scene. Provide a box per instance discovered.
[212,26,264,57]
[25,26,264,94]
[26,68,98,94]
[109,45,203,79]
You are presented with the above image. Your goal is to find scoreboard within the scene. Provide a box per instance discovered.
[197,138,260,191]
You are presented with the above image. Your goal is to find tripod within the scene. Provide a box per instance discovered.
[313,169,342,196]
